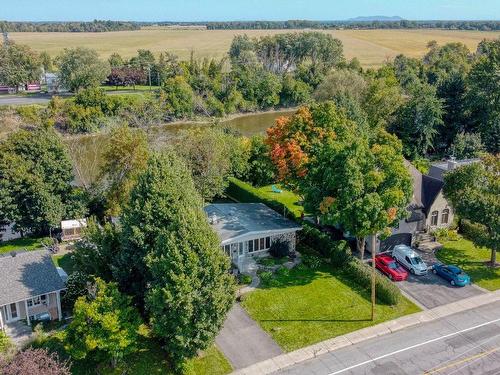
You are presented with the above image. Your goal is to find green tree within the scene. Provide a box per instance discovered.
[176,127,249,201]
[443,154,499,267]
[65,278,142,368]
[72,218,120,281]
[39,51,53,72]
[466,39,500,153]
[0,128,85,235]
[114,152,235,367]
[449,132,484,159]
[244,135,277,187]
[100,125,149,216]
[108,53,125,68]
[159,75,194,118]
[391,82,444,158]
[313,69,367,104]
[56,47,110,92]
[0,42,41,92]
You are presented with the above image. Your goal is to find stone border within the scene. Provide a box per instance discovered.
[232,290,500,375]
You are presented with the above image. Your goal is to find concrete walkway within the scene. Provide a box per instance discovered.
[216,304,283,369]
[232,289,500,374]
[4,321,33,347]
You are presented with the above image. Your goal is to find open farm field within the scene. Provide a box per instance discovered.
[9,28,500,68]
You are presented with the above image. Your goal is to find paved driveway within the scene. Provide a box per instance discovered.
[215,303,283,369]
[396,249,485,309]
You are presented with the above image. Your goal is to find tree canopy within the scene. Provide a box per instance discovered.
[0,42,41,91]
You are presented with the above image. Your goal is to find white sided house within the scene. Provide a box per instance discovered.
[0,251,66,331]
[205,203,302,271]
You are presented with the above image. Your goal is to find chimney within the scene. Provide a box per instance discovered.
[447,157,458,171]
[210,213,218,225]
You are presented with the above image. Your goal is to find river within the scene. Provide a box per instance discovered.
[66,109,296,187]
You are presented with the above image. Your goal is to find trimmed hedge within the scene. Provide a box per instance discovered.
[344,259,402,305]
[226,178,301,220]
[299,223,351,266]
[460,219,487,241]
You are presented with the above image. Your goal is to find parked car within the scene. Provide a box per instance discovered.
[375,254,409,281]
[392,244,428,275]
[432,264,471,286]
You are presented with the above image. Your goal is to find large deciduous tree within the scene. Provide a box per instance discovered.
[176,127,249,201]
[65,278,142,368]
[56,47,110,92]
[443,154,499,267]
[113,151,235,367]
[100,125,149,216]
[267,103,412,318]
[0,42,41,92]
[0,128,86,235]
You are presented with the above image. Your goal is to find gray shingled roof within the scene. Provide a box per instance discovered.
[0,250,66,306]
[204,203,301,243]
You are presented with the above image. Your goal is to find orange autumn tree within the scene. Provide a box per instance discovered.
[267,102,412,317]
[266,104,341,189]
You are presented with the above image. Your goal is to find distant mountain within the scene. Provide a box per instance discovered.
[348,16,404,22]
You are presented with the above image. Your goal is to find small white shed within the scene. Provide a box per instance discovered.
[60,219,87,242]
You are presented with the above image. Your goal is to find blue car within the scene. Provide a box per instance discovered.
[432,264,471,286]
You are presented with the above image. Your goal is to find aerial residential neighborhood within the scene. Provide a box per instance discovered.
[0,1,499,375]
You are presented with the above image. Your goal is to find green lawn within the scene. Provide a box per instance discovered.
[52,253,77,275]
[33,331,231,375]
[0,236,50,254]
[242,265,420,352]
[253,184,305,218]
[437,238,500,291]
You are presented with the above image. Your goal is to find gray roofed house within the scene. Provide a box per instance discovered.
[205,203,302,271]
[0,250,66,331]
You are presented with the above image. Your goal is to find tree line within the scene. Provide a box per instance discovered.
[205,20,500,31]
[0,20,140,32]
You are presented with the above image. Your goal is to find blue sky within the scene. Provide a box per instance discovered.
[1,0,499,22]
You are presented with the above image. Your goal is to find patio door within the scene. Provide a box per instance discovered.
[5,303,20,322]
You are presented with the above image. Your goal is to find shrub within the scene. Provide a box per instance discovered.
[299,223,351,266]
[275,266,290,278]
[433,228,460,242]
[258,271,273,285]
[344,259,401,305]
[0,348,70,375]
[460,219,487,242]
[269,239,290,258]
[302,254,323,270]
[238,274,253,285]
[0,331,12,353]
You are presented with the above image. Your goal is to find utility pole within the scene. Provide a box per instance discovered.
[148,66,152,91]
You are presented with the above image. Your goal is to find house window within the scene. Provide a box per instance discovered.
[265,237,271,248]
[248,239,254,253]
[223,245,230,256]
[238,243,244,255]
[441,209,449,224]
[431,211,439,226]
[27,295,47,308]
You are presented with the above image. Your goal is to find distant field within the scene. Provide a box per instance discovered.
[9,28,500,68]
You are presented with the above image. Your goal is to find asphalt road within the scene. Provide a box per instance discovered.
[275,300,500,375]
[0,95,51,106]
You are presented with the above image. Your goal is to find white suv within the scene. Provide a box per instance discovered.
[392,244,428,275]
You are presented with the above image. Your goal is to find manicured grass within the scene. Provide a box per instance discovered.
[226,178,304,219]
[52,254,77,274]
[254,184,305,218]
[33,331,231,375]
[10,28,500,68]
[437,238,500,291]
[241,265,420,352]
[0,236,50,254]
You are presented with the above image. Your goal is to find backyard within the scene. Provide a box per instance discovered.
[437,238,500,291]
[0,236,49,254]
[241,264,420,352]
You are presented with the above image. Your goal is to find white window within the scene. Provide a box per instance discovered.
[431,211,439,226]
[27,295,47,307]
[441,209,449,224]
[248,236,272,253]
